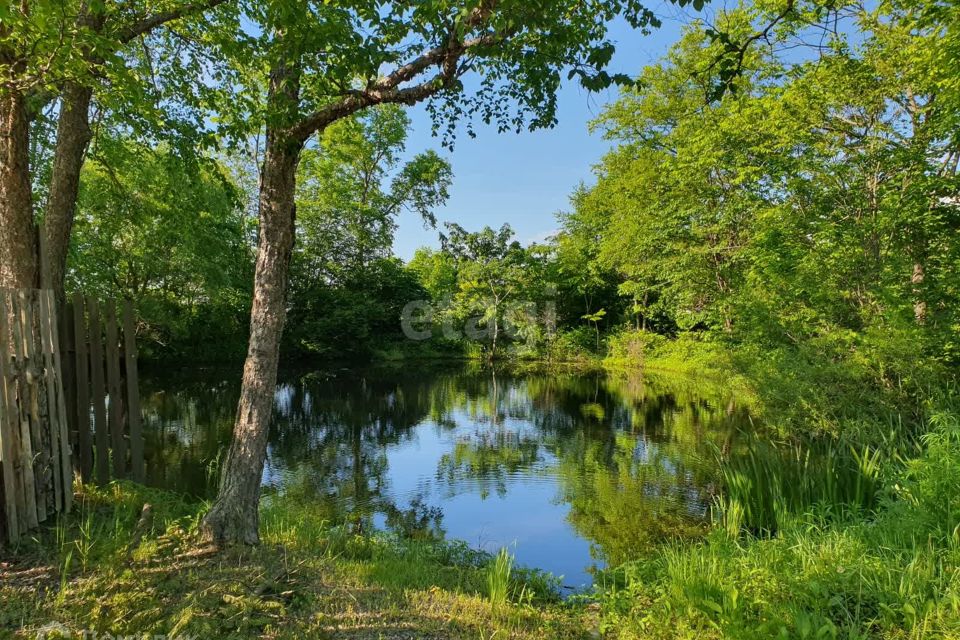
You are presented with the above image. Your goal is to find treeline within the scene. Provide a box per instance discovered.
[552,3,960,433]
[560,6,960,368]
[409,4,960,434]
[57,3,960,409]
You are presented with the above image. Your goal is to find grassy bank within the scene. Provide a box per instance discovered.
[604,329,933,440]
[1,484,590,639]
[597,332,960,638]
[591,404,960,639]
[4,340,958,639]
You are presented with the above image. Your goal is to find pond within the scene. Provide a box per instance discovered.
[139,362,757,588]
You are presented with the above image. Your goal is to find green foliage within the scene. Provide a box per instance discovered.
[408,224,557,359]
[600,6,954,339]
[286,257,431,360]
[487,547,515,608]
[594,403,960,640]
[285,106,452,361]
[716,437,883,535]
[68,136,253,362]
[408,247,459,301]
[439,223,534,357]
[202,0,664,150]
[293,106,451,283]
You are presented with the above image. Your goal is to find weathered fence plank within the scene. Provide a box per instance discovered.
[0,328,19,543]
[17,293,41,520]
[0,299,27,537]
[88,298,109,486]
[123,301,144,483]
[37,292,63,515]
[59,300,76,464]
[105,303,125,479]
[72,294,92,483]
[9,292,40,529]
[42,291,72,513]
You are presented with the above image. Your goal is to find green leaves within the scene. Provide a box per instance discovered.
[151,0,691,167]
[293,105,452,286]
[68,136,252,358]
[582,309,607,324]
[428,223,550,354]
[556,1,960,367]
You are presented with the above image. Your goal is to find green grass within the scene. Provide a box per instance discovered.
[487,548,515,609]
[715,437,884,535]
[1,485,591,639]
[591,404,960,639]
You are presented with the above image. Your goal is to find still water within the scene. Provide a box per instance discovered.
[140,363,756,588]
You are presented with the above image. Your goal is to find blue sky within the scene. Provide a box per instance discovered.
[392,4,693,261]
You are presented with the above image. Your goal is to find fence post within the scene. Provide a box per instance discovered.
[42,290,72,513]
[9,292,40,528]
[59,299,76,457]
[0,308,19,543]
[88,298,109,486]
[37,292,62,515]
[0,295,27,540]
[73,294,92,483]
[105,302,125,479]
[123,301,144,483]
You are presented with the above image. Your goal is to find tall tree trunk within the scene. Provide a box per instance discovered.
[201,58,302,546]
[200,134,300,545]
[0,87,37,290]
[42,82,94,298]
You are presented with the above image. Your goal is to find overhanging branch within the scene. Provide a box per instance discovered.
[290,4,504,143]
[117,0,231,43]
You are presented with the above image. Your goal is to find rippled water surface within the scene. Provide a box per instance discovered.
[141,363,757,587]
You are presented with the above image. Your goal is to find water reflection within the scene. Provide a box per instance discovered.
[140,363,755,587]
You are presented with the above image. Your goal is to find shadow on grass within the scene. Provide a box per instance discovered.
[1,483,589,640]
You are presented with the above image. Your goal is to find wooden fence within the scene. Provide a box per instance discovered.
[0,291,143,546]
[59,295,144,487]
[0,289,73,544]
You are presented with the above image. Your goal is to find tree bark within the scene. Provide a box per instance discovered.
[42,82,94,298]
[0,86,38,290]
[200,134,300,545]
[201,60,302,546]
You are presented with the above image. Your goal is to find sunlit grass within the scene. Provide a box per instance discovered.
[487,547,514,608]
[1,483,584,639]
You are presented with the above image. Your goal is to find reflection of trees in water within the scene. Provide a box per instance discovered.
[434,369,749,568]
[140,371,241,496]
[437,430,542,499]
[539,372,747,568]
[142,364,753,560]
[268,373,446,535]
